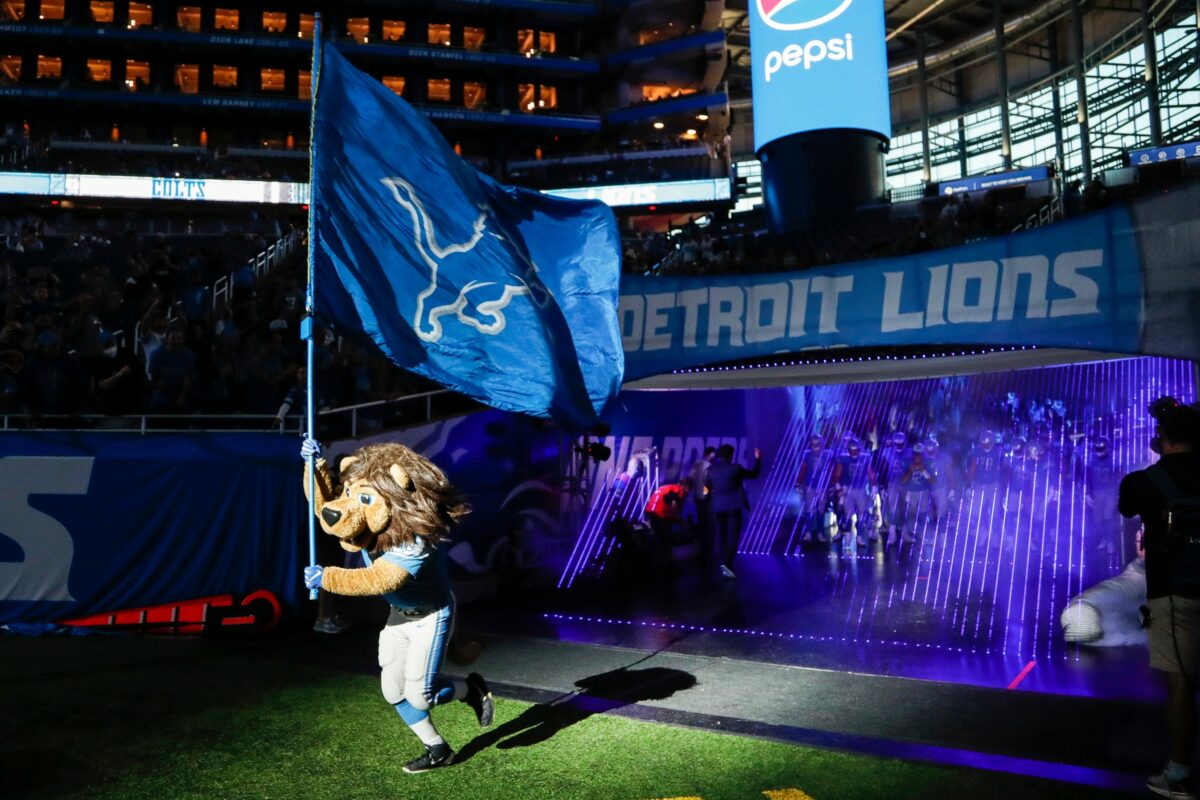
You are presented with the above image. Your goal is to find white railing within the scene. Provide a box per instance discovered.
[314,389,452,438]
[128,228,302,354]
[1012,195,1064,232]
[212,228,304,313]
[2,388,458,436]
[1,413,284,434]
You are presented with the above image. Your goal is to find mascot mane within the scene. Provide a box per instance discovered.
[340,442,469,551]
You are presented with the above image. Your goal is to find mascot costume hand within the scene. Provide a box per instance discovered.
[302,437,493,773]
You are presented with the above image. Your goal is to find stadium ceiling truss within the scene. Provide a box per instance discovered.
[722,0,1199,190]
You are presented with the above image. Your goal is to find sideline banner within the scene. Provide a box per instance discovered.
[619,190,1200,380]
[0,433,304,625]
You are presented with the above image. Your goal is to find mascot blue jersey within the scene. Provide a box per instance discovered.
[367,537,452,610]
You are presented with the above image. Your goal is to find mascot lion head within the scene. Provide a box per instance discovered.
[313,442,469,553]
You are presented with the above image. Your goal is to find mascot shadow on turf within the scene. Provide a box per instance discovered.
[454,665,697,762]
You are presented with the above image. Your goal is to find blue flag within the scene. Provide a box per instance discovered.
[310,46,623,429]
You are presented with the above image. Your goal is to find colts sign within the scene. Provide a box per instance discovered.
[750,0,891,150]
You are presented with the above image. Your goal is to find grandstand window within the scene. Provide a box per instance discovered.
[518,83,534,111]
[260,68,285,92]
[2,1,24,22]
[642,84,695,102]
[346,17,369,42]
[36,54,60,79]
[0,54,20,83]
[382,75,405,97]
[638,29,673,46]
[298,69,311,99]
[1157,15,1200,140]
[518,29,556,55]
[89,1,112,23]
[175,63,198,93]
[518,82,557,112]
[214,8,238,30]
[127,2,151,28]
[38,0,62,19]
[428,23,451,46]
[382,20,405,42]
[463,26,485,51]
[463,80,486,109]
[212,64,237,89]
[298,14,314,40]
[261,11,286,34]
[176,6,199,31]
[125,59,149,90]
[86,58,111,82]
[427,77,451,102]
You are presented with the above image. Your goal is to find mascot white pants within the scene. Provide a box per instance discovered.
[380,603,463,725]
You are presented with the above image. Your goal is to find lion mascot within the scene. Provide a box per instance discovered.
[300,437,494,773]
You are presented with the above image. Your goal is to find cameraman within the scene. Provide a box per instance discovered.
[1120,399,1200,799]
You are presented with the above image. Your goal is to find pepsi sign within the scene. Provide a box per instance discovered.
[757,0,855,30]
[750,0,891,151]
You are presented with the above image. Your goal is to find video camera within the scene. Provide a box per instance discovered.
[1148,396,1200,454]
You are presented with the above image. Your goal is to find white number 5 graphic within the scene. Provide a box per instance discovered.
[0,457,94,602]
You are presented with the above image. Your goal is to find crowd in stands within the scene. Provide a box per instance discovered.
[636,172,1127,277]
[0,138,1182,427]
[0,214,432,426]
[508,151,725,190]
[7,143,306,183]
[3,123,729,191]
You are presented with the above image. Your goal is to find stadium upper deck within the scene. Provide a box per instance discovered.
[0,0,730,177]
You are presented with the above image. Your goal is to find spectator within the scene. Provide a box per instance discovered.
[1084,176,1109,210]
[958,193,977,234]
[138,306,169,370]
[1119,400,1200,800]
[89,331,144,416]
[148,324,196,411]
[20,328,87,419]
[1063,179,1083,217]
[705,444,762,580]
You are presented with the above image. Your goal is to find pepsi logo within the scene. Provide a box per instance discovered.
[757,0,856,31]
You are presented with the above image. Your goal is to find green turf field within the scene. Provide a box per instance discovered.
[0,635,1128,800]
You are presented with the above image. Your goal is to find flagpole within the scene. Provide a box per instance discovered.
[303,12,323,601]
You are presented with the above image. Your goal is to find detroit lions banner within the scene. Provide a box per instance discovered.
[311,46,623,429]
[619,196,1200,381]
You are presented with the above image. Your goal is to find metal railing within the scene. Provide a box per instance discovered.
[312,389,456,438]
[1,413,284,433]
[1,388,467,436]
[212,228,304,312]
[1011,194,1064,232]
[128,229,302,354]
